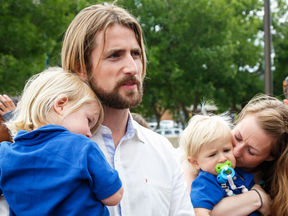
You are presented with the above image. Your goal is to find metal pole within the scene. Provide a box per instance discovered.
[264,0,273,95]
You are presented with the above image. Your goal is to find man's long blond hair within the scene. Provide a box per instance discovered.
[61,2,146,80]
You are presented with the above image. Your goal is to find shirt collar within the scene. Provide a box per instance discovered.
[129,112,145,144]
[96,112,145,144]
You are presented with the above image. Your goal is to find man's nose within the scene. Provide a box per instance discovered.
[122,55,138,76]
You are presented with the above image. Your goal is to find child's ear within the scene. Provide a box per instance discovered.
[53,94,69,115]
[187,157,200,170]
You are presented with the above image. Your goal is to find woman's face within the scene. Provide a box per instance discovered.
[231,114,275,172]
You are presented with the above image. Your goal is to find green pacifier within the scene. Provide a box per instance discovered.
[215,160,232,174]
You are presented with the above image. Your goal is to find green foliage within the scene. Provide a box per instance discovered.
[130,0,264,123]
[272,0,288,99]
[0,0,78,95]
[3,0,286,125]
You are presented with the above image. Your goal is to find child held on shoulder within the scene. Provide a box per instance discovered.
[180,114,260,216]
[0,67,123,216]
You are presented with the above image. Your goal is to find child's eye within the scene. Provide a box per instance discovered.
[209,153,216,157]
[88,118,91,123]
[223,149,231,153]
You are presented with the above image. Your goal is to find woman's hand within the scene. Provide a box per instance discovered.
[0,95,16,116]
[251,184,271,216]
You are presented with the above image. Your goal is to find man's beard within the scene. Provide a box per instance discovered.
[90,76,143,109]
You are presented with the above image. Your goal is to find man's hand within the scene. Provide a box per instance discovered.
[0,95,16,116]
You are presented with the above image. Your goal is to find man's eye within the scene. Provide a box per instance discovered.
[132,51,141,57]
[109,53,119,58]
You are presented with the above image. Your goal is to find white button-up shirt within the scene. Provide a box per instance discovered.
[91,114,195,216]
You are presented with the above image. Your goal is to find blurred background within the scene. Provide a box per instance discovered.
[1,0,288,145]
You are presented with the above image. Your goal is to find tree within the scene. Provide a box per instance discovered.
[272,0,288,98]
[128,0,264,123]
[0,0,77,95]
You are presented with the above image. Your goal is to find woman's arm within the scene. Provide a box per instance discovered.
[182,159,197,194]
[210,184,271,216]
[0,116,11,142]
[252,184,271,216]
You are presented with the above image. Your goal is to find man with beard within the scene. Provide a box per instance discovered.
[61,3,194,216]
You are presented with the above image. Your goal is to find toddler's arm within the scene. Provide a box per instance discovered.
[194,207,211,216]
[101,186,124,206]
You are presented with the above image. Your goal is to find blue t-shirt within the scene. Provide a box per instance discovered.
[0,125,122,216]
[190,168,260,216]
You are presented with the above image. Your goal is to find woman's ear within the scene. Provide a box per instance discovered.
[187,157,200,170]
[266,155,276,162]
[53,94,69,115]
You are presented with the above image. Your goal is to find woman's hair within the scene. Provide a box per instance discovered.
[180,113,232,173]
[61,2,146,81]
[6,67,103,137]
[236,94,288,216]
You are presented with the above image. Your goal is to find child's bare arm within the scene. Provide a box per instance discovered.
[101,186,124,206]
[194,207,211,216]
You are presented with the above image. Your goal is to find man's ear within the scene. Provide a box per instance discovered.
[75,65,88,81]
[187,157,200,170]
[284,99,288,107]
[53,94,69,115]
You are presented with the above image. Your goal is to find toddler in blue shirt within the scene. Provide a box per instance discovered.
[0,67,123,216]
[180,114,260,216]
